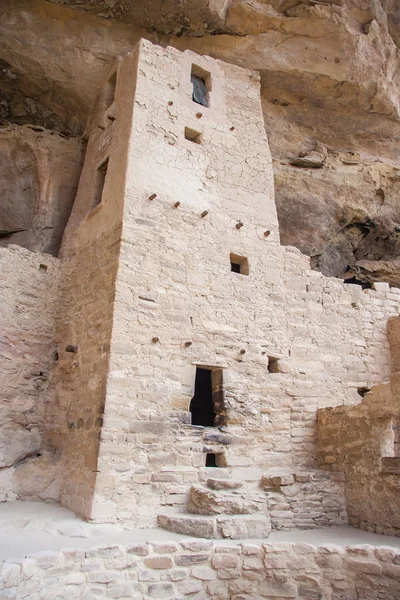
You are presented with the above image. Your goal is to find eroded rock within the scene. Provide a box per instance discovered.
[0,124,84,255]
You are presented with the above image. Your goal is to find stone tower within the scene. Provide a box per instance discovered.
[50,38,289,526]
[45,39,398,533]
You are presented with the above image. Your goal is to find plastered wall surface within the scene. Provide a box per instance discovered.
[0,245,60,502]
[1,541,400,600]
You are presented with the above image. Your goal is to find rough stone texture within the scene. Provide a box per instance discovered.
[1,38,397,529]
[2,0,400,284]
[188,484,267,516]
[48,0,229,35]
[2,541,400,599]
[43,49,138,517]
[318,315,400,537]
[1,37,400,544]
[0,245,61,501]
[43,39,398,530]
[262,470,347,531]
[0,124,85,255]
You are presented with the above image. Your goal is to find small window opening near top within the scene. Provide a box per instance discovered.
[91,158,109,209]
[191,65,211,108]
[104,72,117,110]
[185,127,202,144]
[230,253,249,276]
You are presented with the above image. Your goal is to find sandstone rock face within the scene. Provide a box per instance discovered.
[0,124,85,255]
[0,245,61,501]
[2,0,400,283]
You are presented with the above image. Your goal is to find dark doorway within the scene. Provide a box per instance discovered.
[206,453,217,467]
[190,368,216,427]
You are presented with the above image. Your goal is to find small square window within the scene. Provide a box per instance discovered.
[185,127,202,144]
[205,453,226,467]
[230,253,249,276]
[267,357,280,373]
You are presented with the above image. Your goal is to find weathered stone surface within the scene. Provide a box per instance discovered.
[0,429,40,468]
[206,478,242,491]
[188,485,265,516]
[2,536,400,600]
[158,512,271,540]
[318,321,400,537]
[0,125,84,255]
[2,0,400,284]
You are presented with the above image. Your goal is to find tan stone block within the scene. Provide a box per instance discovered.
[144,556,174,570]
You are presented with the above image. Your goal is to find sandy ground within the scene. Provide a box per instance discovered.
[0,501,399,561]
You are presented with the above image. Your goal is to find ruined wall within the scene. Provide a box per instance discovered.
[2,541,400,600]
[44,49,140,518]
[318,316,400,536]
[0,245,60,502]
[283,247,400,468]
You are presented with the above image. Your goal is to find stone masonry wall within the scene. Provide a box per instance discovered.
[44,48,141,518]
[2,540,400,600]
[317,317,400,537]
[87,40,400,526]
[0,245,61,502]
[283,247,400,468]
[93,40,287,525]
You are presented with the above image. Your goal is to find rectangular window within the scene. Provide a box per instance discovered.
[91,158,109,209]
[185,127,202,144]
[191,65,211,108]
[230,253,249,276]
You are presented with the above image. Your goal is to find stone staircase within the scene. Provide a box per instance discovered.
[157,472,271,539]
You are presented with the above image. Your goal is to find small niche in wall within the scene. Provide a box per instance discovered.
[185,127,202,144]
[104,72,117,110]
[91,158,109,209]
[357,387,371,398]
[267,357,280,373]
[205,453,226,467]
[191,65,211,108]
[230,253,249,276]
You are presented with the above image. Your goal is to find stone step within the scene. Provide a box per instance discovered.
[157,511,271,539]
[206,478,242,491]
[198,467,232,481]
[187,484,268,516]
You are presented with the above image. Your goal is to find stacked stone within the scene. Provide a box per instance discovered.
[2,541,400,599]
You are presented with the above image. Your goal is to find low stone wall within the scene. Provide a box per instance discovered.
[2,540,400,599]
[263,470,347,531]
